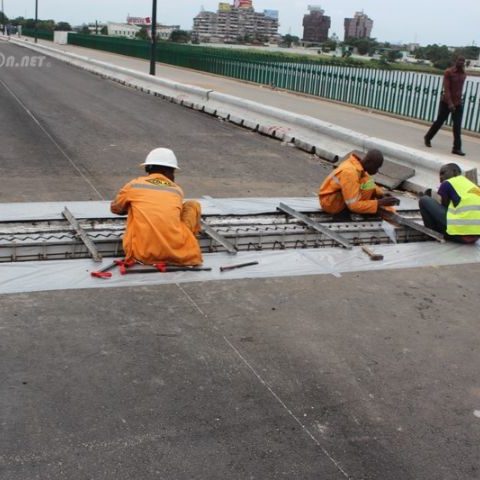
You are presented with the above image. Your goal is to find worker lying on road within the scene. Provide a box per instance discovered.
[111,148,203,265]
[419,163,480,244]
[319,149,399,216]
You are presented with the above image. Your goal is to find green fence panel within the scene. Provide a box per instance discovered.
[22,28,54,41]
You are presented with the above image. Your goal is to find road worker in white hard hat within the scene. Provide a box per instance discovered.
[111,148,202,265]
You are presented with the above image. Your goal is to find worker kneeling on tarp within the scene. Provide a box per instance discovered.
[319,149,398,216]
[419,163,480,244]
[111,148,203,265]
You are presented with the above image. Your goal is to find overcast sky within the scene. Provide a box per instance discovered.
[3,0,479,46]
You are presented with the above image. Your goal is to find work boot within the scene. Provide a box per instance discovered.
[424,135,432,148]
[452,149,466,156]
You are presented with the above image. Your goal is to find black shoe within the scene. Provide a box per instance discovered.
[452,149,466,156]
[424,136,432,147]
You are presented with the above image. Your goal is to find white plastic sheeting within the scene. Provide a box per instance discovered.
[1,242,479,295]
[0,195,420,221]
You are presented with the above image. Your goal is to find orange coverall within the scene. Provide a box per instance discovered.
[111,173,203,265]
[319,154,384,215]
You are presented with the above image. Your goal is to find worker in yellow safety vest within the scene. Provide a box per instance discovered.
[419,163,480,243]
[111,148,203,265]
[319,149,399,217]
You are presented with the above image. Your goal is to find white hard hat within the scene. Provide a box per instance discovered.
[140,148,180,169]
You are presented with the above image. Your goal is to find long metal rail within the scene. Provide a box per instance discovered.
[0,209,432,263]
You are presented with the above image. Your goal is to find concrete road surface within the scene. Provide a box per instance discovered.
[1,41,480,480]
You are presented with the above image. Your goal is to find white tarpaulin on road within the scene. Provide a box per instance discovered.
[1,242,479,295]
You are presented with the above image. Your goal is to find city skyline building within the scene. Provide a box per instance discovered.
[302,5,331,44]
[107,16,179,40]
[193,1,279,43]
[107,21,140,38]
[344,11,373,40]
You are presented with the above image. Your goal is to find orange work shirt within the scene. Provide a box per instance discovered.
[111,173,202,265]
[319,154,383,215]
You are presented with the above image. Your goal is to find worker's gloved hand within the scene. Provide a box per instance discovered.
[423,188,432,197]
[378,197,400,207]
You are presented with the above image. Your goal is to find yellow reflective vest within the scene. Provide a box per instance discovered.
[446,176,480,236]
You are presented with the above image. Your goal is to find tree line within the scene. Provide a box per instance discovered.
[1,14,72,31]
[329,38,479,69]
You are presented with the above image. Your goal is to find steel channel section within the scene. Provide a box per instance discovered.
[380,210,445,243]
[277,203,352,249]
[200,220,238,255]
[0,212,429,263]
[62,207,103,262]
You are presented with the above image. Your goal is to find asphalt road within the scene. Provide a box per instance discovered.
[0,41,329,202]
[1,41,480,480]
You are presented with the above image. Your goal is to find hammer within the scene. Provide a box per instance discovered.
[361,245,384,261]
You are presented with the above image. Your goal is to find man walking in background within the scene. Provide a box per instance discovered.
[424,56,467,156]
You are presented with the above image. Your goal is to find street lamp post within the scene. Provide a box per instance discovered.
[34,0,38,43]
[149,0,157,75]
[1,0,5,35]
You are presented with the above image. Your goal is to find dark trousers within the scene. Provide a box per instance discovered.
[419,196,471,243]
[425,100,463,151]
[419,196,446,234]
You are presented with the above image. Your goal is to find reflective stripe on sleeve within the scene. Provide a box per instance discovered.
[331,175,341,186]
[345,194,361,205]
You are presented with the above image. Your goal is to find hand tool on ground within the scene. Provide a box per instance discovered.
[123,263,212,274]
[361,245,384,261]
[220,261,259,272]
[115,259,138,274]
[90,261,118,279]
[91,259,137,278]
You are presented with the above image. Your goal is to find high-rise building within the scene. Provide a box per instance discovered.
[344,11,373,40]
[193,2,279,43]
[302,6,331,43]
